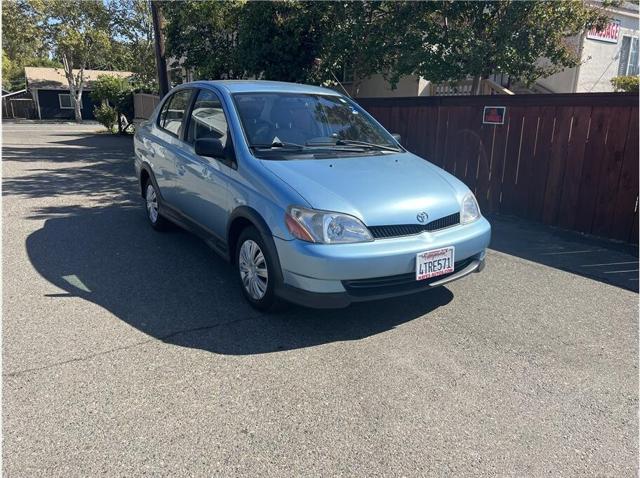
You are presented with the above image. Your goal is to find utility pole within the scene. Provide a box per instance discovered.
[150,0,169,97]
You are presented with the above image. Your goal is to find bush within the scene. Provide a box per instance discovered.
[94,103,118,132]
[610,75,639,93]
[91,75,135,133]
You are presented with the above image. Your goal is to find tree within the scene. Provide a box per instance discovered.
[162,0,614,95]
[2,0,52,91]
[2,0,42,61]
[150,0,169,96]
[39,0,111,122]
[311,2,425,92]
[90,75,134,133]
[390,1,615,92]
[235,2,325,83]
[108,0,157,88]
[164,1,242,81]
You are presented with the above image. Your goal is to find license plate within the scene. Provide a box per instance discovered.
[416,246,455,281]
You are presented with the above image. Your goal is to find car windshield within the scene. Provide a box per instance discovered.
[233,92,400,157]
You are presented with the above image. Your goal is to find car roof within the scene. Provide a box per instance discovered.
[186,80,342,96]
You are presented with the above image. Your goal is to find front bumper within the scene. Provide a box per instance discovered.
[273,216,491,308]
[275,255,485,308]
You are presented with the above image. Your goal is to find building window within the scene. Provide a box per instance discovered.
[618,36,639,76]
[59,93,82,109]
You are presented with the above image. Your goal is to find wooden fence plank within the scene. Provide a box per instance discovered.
[485,120,510,213]
[431,106,448,168]
[499,107,526,215]
[610,108,639,241]
[630,210,639,244]
[511,106,541,219]
[474,119,496,211]
[526,106,556,221]
[574,107,610,234]
[542,107,574,225]
[591,107,633,237]
[460,106,485,193]
[555,106,591,230]
[442,107,472,175]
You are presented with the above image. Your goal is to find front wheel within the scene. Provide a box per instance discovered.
[236,227,280,311]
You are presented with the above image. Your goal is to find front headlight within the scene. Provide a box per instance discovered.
[461,193,481,224]
[285,206,373,244]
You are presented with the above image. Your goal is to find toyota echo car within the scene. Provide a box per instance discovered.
[134,81,491,310]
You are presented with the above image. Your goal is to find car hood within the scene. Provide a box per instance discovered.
[261,152,465,226]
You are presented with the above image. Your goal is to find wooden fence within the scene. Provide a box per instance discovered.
[358,93,638,243]
[133,93,160,120]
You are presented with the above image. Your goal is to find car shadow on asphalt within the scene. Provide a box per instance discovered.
[24,203,454,355]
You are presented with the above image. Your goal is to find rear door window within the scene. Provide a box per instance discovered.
[158,89,193,138]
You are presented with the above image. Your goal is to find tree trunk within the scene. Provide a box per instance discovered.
[73,91,82,122]
[62,54,83,122]
[471,75,482,96]
[151,0,169,97]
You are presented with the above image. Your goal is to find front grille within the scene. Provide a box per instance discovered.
[368,212,460,239]
[342,257,474,298]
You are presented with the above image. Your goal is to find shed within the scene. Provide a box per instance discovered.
[24,67,133,120]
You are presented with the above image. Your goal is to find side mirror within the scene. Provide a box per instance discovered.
[195,138,225,159]
[391,133,402,145]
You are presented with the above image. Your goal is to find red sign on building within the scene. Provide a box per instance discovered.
[586,20,621,44]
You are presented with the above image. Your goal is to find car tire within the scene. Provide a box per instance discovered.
[236,226,281,311]
[144,179,170,231]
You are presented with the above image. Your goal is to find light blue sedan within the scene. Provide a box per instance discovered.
[134,81,491,310]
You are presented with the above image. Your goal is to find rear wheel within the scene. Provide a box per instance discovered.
[236,226,280,311]
[144,179,169,231]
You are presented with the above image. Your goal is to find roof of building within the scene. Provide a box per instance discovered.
[188,80,341,96]
[24,67,133,90]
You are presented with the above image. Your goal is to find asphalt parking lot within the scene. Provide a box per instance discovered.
[3,122,638,476]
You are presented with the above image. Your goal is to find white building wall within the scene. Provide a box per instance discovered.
[536,66,579,93]
[576,12,639,92]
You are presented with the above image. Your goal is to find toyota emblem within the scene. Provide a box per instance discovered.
[416,211,429,223]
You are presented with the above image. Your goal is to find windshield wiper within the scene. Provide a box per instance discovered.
[334,139,401,152]
[251,141,305,150]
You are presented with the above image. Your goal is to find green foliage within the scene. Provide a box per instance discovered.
[94,103,118,132]
[91,75,135,131]
[163,0,614,90]
[107,0,157,88]
[2,0,43,61]
[3,0,156,96]
[610,75,639,93]
[235,2,325,82]
[1,0,60,91]
[40,0,112,66]
[2,53,62,91]
[398,1,615,86]
[164,1,241,79]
